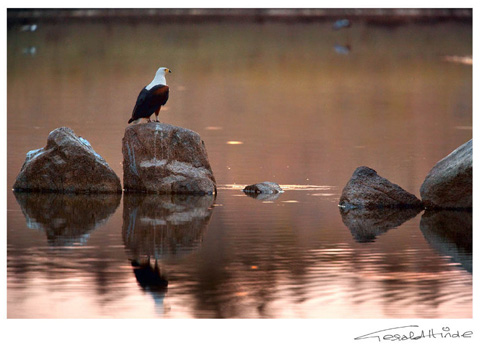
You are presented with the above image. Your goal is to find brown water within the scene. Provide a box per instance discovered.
[7,21,472,318]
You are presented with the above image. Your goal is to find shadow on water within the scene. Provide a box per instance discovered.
[13,191,121,246]
[122,193,215,261]
[420,210,472,273]
[339,206,422,243]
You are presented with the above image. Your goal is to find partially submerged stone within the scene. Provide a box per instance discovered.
[13,127,122,193]
[243,181,283,194]
[122,123,216,194]
[420,139,472,209]
[339,166,422,209]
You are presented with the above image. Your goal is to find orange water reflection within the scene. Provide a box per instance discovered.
[7,20,471,318]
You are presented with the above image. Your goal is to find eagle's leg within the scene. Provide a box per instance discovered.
[155,106,161,122]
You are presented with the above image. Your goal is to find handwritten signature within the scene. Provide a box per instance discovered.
[354,325,473,342]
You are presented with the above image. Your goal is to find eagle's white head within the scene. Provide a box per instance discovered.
[157,67,172,75]
[146,67,172,90]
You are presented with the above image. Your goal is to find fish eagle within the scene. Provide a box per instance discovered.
[129,67,172,124]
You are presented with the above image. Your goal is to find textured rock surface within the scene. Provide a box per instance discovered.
[13,127,122,193]
[243,181,283,194]
[339,166,422,209]
[340,207,421,243]
[122,123,216,194]
[420,140,472,209]
[420,210,472,272]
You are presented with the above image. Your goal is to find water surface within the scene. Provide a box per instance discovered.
[7,21,472,318]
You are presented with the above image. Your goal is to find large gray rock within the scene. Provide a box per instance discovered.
[420,140,472,209]
[339,166,422,209]
[13,127,122,193]
[122,123,216,194]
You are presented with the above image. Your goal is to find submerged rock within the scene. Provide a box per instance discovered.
[122,123,216,194]
[420,210,472,273]
[13,127,122,193]
[243,182,283,194]
[340,207,421,242]
[420,139,472,209]
[339,166,422,209]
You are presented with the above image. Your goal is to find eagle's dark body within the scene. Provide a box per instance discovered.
[129,84,169,124]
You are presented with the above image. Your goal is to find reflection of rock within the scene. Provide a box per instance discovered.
[339,166,422,209]
[420,140,472,209]
[420,210,472,273]
[243,182,283,194]
[122,194,214,260]
[244,192,281,201]
[14,192,121,246]
[122,123,216,194]
[13,127,122,193]
[340,207,422,242]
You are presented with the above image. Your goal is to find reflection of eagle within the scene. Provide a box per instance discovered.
[131,259,168,290]
[131,259,168,314]
[129,67,171,124]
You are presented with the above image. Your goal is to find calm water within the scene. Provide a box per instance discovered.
[7,21,472,318]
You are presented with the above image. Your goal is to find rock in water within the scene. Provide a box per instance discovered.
[13,127,122,193]
[420,140,472,209]
[243,182,283,194]
[122,123,216,194]
[339,166,422,209]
